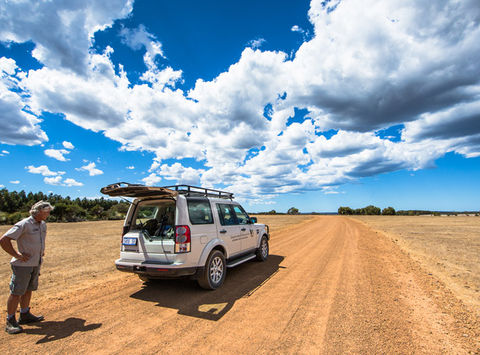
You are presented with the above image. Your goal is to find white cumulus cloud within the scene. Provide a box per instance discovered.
[62,141,75,149]
[64,178,83,186]
[44,148,71,161]
[76,162,103,176]
[26,165,65,177]
[0,0,133,75]
[142,173,162,186]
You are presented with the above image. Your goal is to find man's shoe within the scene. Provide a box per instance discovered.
[6,318,23,334]
[18,311,44,324]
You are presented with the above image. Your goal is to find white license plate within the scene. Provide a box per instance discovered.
[123,237,137,246]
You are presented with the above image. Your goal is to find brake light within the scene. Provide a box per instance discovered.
[175,225,191,253]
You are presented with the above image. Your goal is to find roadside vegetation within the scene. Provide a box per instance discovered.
[338,205,479,216]
[0,188,129,225]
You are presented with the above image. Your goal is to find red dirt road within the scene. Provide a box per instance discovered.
[1,216,478,354]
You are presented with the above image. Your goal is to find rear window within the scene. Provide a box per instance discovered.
[187,200,214,224]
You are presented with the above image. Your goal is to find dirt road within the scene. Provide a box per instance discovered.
[1,216,478,354]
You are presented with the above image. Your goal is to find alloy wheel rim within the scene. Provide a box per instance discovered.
[210,256,224,283]
[261,239,268,258]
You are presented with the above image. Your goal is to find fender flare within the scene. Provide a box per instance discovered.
[197,238,228,266]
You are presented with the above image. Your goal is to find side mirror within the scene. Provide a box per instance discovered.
[250,217,257,224]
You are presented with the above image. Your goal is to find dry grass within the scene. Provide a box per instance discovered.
[352,215,480,309]
[251,214,316,233]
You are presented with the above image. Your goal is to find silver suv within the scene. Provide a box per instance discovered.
[101,183,270,289]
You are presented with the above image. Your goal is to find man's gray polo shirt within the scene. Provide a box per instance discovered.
[3,216,46,267]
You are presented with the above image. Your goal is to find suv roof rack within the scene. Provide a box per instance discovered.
[100,182,234,199]
[162,185,234,199]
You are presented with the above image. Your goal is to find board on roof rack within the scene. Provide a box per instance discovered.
[100,182,178,198]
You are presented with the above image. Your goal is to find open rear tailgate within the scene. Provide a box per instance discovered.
[100,182,178,198]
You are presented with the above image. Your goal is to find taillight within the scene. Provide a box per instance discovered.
[175,225,191,253]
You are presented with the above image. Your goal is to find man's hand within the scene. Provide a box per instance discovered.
[15,252,31,262]
[0,236,29,261]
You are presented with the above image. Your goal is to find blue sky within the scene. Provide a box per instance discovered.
[1,0,480,212]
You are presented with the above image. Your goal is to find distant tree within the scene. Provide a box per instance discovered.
[107,203,130,220]
[381,207,396,215]
[89,204,107,220]
[268,210,277,215]
[338,206,353,215]
[364,205,381,215]
[287,207,299,215]
[50,202,68,222]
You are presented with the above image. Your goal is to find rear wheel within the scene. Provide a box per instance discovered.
[255,236,269,261]
[197,250,226,290]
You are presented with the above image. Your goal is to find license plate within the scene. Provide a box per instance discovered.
[122,237,137,246]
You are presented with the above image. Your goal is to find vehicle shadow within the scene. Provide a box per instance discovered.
[129,254,284,321]
[23,317,102,344]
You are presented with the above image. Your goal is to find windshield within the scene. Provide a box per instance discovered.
[132,200,175,240]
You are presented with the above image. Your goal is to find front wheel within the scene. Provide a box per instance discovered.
[256,236,269,261]
[197,250,226,290]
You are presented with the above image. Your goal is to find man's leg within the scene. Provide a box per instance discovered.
[18,267,43,324]
[19,290,32,310]
[6,294,23,334]
[7,294,21,317]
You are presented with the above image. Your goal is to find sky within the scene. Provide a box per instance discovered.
[1,0,480,213]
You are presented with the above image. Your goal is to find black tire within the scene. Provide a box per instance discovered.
[255,236,269,261]
[197,250,226,290]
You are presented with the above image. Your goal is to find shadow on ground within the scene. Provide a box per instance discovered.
[23,317,102,344]
[130,255,285,321]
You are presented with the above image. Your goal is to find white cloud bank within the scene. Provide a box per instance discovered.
[1,0,480,199]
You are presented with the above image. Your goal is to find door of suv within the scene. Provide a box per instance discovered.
[231,204,256,251]
[216,203,243,256]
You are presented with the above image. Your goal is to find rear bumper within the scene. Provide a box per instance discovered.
[115,259,198,278]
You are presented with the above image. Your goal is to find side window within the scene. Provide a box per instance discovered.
[216,204,237,226]
[233,205,249,225]
[187,200,214,225]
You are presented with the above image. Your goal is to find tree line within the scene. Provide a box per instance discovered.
[338,206,479,216]
[338,205,392,215]
[0,188,129,225]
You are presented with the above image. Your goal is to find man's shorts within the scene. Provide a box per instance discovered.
[9,265,40,295]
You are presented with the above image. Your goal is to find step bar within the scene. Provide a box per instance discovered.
[226,253,256,268]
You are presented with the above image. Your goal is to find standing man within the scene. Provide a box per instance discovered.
[0,201,54,334]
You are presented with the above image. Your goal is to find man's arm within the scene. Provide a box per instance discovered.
[0,235,30,262]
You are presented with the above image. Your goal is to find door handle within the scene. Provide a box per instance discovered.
[241,228,246,231]
[219,230,227,234]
